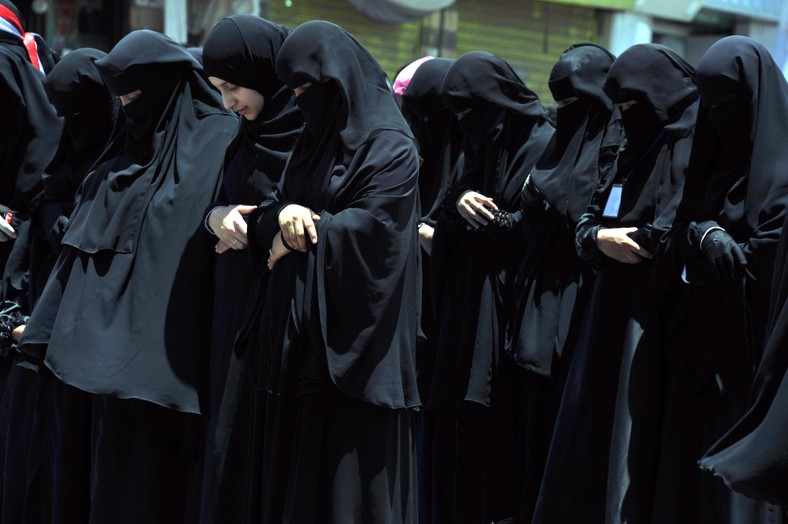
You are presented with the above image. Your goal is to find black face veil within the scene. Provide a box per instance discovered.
[531,43,619,223]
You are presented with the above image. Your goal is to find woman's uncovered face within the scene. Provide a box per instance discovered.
[209,77,265,121]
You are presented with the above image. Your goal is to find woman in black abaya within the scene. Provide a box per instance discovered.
[18,30,237,523]
[532,44,699,523]
[0,48,118,524]
[700,210,788,510]
[653,36,788,520]
[214,20,421,524]
[198,15,302,518]
[399,56,464,524]
[507,43,620,522]
[428,51,553,524]
[0,0,60,361]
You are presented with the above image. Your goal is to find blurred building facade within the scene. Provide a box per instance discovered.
[18,0,787,100]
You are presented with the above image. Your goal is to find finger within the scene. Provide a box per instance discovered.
[474,203,494,222]
[637,247,654,259]
[304,217,318,244]
[285,224,297,250]
[722,253,736,282]
[480,197,498,211]
[233,218,248,237]
[312,213,321,221]
[460,208,481,229]
[236,205,257,215]
[733,245,747,268]
[294,220,307,251]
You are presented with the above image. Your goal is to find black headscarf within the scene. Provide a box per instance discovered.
[509,44,621,377]
[595,44,698,232]
[61,30,231,255]
[605,43,697,160]
[680,36,788,253]
[428,52,553,410]
[19,31,238,414]
[253,20,420,409]
[401,57,464,226]
[442,51,551,209]
[277,21,413,147]
[42,48,118,208]
[202,14,303,201]
[531,43,619,223]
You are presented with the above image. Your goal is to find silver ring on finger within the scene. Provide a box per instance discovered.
[232,238,238,246]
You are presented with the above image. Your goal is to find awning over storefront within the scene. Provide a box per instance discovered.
[539,0,634,10]
[345,0,455,23]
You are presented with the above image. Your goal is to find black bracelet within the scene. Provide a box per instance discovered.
[280,232,296,251]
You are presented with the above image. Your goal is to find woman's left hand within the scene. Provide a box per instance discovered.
[11,325,24,342]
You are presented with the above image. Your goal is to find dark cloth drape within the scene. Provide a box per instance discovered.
[0,48,116,524]
[198,15,302,522]
[700,209,788,508]
[649,35,788,515]
[207,21,420,524]
[19,31,238,415]
[507,43,621,523]
[427,51,552,524]
[534,44,698,524]
[0,2,61,214]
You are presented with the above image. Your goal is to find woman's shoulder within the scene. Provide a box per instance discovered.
[361,128,418,158]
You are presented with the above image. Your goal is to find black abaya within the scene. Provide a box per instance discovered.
[210,21,421,524]
[533,44,698,524]
[0,48,117,524]
[507,43,621,523]
[657,35,788,516]
[428,51,553,524]
[198,15,302,522]
[18,30,238,523]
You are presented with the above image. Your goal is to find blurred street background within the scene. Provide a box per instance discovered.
[14,0,788,103]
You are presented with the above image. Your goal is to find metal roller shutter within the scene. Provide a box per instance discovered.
[455,0,600,102]
[267,0,422,80]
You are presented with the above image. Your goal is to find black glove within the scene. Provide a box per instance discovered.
[699,228,747,284]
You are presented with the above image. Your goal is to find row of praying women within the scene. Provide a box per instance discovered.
[0,0,785,521]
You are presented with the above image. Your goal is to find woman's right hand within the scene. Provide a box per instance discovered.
[596,227,653,264]
[209,204,257,252]
[456,190,498,229]
[278,204,320,252]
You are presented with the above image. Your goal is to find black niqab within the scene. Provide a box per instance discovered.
[60,30,221,255]
[605,44,697,160]
[510,44,620,377]
[401,57,463,225]
[19,30,238,414]
[442,51,550,209]
[257,20,420,408]
[680,35,788,245]
[598,44,698,232]
[531,43,618,223]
